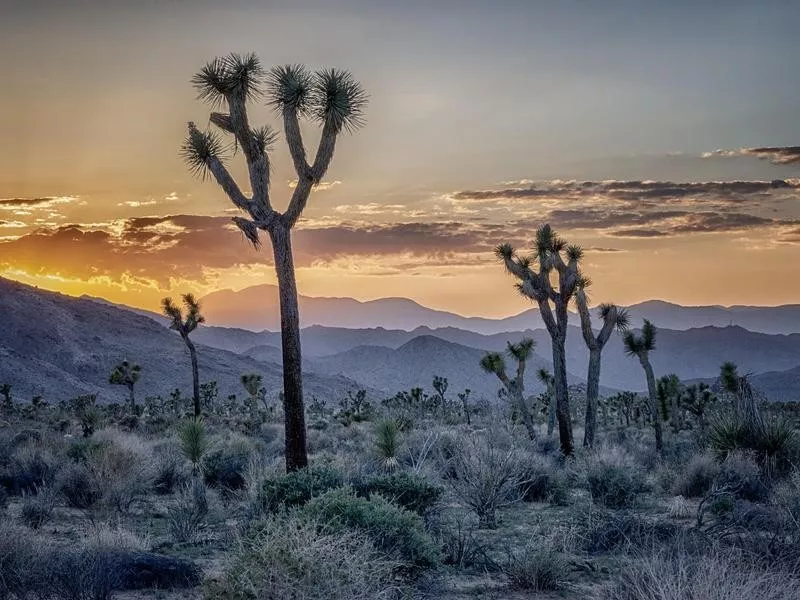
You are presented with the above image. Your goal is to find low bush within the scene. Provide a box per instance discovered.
[518,455,570,505]
[716,451,768,502]
[258,466,344,513]
[585,459,646,509]
[501,546,569,592]
[152,450,190,495]
[301,487,439,568]
[167,480,209,543]
[57,462,103,509]
[1,445,61,496]
[203,435,254,493]
[20,485,56,529]
[352,472,442,516]
[206,517,397,600]
[602,547,800,600]
[672,453,719,498]
[580,510,688,555]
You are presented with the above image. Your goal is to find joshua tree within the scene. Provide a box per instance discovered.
[680,382,716,434]
[432,375,449,417]
[457,388,473,425]
[241,373,265,416]
[623,319,663,454]
[657,374,682,433]
[163,294,205,417]
[181,53,367,472]
[496,225,582,455]
[574,286,629,447]
[109,360,141,415]
[536,368,556,436]
[480,338,538,442]
[719,361,763,432]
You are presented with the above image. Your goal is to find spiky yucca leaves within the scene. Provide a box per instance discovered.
[495,224,581,456]
[163,294,205,417]
[480,352,506,376]
[180,123,226,180]
[109,360,141,415]
[179,418,209,472]
[266,64,313,113]
[717,361,764,433]
[241,374,263,399]
[374,419,401,471]
[623,319,657,356]
[192,53,265,107]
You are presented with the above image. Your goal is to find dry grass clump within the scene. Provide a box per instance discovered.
[206,516,398,600]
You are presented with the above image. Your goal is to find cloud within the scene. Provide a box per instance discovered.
[608,229,669,238]
[0,196,79,210]
[702,146,800,165]
[287,179,342,191]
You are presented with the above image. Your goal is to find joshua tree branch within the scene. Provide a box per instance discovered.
[311,119,338,181]
[224,94,271,210]
[596,307,618,347]
[283,108,312,179]
[205,155,250,211]
[574,290,598,351]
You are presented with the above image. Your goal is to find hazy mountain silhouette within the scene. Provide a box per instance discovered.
[198,284,800,335]
[0,278,371,404]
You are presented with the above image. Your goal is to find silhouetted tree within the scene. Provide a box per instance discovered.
[457,388,473,425]
[480,338,538,441]
[163,294,205,417]
[496,225,582,455]
[680,382,716,433]
[109,360,141,415]
[623,319,663,454]
[657,374,682,433]
[182,53,367,471]
[574,285,629,447]
[432,375,449,417]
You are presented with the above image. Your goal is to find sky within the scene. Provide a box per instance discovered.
[1,0,799,317]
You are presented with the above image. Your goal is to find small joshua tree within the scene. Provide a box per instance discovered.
[480,338,538,442]
[719,361,763,433]
[574,285,629,447]
[182,53,367,472]
[496,225,582,456]
[432,375,449,418]
[163,294,205,418]
[536,368,556,436]
[680,382,716,434]
[109,360,141,415]
[458,388,473,425]
[623,320,663,454]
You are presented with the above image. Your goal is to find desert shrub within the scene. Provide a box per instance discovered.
[258,466,344,513]
[352,472,442,516]
[203,435,254,493]
[585,459,646,509]
[602,547,800,600]
[1,445,61,495]
[772,469,800,526]
[207,517,397,600]
[716,451,768,502]
[20,485,56,529]
[501,546,569,592]
[518,455,570,505]
[57,462,103,509]
[438,517,486,569]
[152,450,190,495]
[580,510,690,555]
[672,452,720,498]
[167,480,209,543]
[444,429,526,528]
[66,438,108,463]
[89,435,154,512]
[301,487,439,568]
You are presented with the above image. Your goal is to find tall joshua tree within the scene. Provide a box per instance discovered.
[181,53,367,472]
[574,285,629,447]
[109,360,141,415]
[623,319,663,454]
[480,338,538,442]
[162,294,205,418]
[496,224,582,455]
[536,368,556,436]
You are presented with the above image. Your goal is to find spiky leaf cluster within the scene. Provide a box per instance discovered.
[507,338,535,362]
[181,123,225,180]
[480,352,506,376]
[109,360,141,386]
[162,294,205,337]
[623,319,657,356]
[192,53,264,106]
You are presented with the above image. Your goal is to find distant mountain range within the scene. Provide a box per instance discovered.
[198,284,800,335]
[2,277,799,404]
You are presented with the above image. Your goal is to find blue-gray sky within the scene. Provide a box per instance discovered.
[1,0,798,314]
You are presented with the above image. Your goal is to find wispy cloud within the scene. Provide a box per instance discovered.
[702,146,800,165]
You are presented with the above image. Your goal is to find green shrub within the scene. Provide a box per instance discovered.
[672,453,719,498]
[66,438,109,463]
[258,466,344,513]
[518,457,570,505]
[178,419,208,468]
[20,486,55,529]
[301,487,439,568]
[374,419,401,469]
[207,517,397,600]
[167,480,209,543]
[1,446,61,496]
[586,461,646,509]
[203,436,253,492]
[710,413,800,477]
[352,472,442,515]
[152,451,189,495]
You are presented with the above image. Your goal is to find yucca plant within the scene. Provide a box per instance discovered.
[375,419,401,470]
[182,54,367,472]
[496,226,583,455]
[109,360,141,416]
[179,418,209,473]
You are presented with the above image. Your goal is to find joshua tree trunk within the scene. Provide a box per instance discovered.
[184,337,200,418]
[512,386,538,443]
[551,328,573,454]
[641,357,663,454]
[584,347,601,447]
[270,223,308,471]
